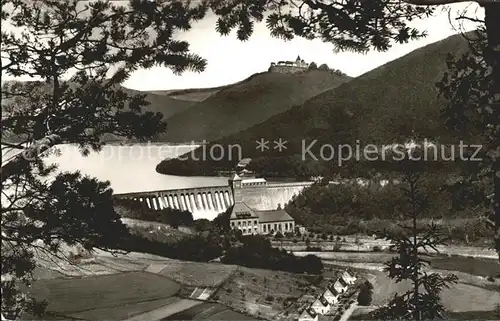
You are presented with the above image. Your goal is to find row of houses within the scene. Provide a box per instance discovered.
[298,270,357,321]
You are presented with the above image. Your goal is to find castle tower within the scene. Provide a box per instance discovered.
[228,173,243,202]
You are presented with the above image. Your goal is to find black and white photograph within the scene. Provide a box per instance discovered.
[1,0,499,320]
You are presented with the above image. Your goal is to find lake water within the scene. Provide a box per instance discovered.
[2,144,229,194]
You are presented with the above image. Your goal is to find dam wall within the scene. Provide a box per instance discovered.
[238,182,314,210]
[115,185,234,220]
[114,180,314,220]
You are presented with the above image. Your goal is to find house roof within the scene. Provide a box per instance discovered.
[256,209,294,223]
[313,297,329,307]
[324,288,337,297]
[342,270,354,280]
[338,277,348,286]
[300,308,316,318]
[230,202,258,219]
[230,173,242,181]
[333,279,346,289]
[237,158,252,167]
[328,285,340,295]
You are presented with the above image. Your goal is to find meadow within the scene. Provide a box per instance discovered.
[26,271,181,320]
[157,260,239,287]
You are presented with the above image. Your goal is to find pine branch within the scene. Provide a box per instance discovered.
[1,133,63,184]
[403,0,498,4]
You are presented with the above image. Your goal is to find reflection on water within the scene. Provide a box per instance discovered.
[2,144,228,194]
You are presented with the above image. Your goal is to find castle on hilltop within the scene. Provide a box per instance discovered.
[269,55,310,73]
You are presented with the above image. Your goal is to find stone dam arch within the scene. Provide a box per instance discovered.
[114,179,314,220]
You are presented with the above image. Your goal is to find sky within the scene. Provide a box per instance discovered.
[121,2,480,91]
[1,1,481,91]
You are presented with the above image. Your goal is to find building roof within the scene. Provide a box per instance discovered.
[300,308,316,318]
[313,297,329,307]
[237,158,252,167]
[333,279,346,289]
[324,288,337,297]
[342,270,355,280]
[256,209,294,223]
[338,277,348,286]
[328,285,340,296]
[230,202,258,219]
[230,173,242,181]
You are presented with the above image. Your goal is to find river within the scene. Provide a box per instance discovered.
[2,144,228,194]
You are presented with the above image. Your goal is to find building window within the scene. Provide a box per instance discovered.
[238,222,241,226]
[263,225,266,232]
[274,224,277,230]
[254,220,257,225]
[284,223,288,230]
[231,222,234,227]
[243,228,246,234]
[243,221,246,226]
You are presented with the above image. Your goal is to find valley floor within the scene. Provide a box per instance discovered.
[26,241,499,321]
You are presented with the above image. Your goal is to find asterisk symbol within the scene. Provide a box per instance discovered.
[256,138,269,152]
[274,138,287,152]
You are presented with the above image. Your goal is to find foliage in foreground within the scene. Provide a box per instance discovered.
[124,222,323,275]
[115,198,194,228]
[1,0,207,318]
[2,0,499,318]
[222,236,324,274]
[436,27,500,260]
[357,281,374,306]
[370,151,458,320]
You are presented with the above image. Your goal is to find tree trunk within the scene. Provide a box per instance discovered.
[483,2,500,262]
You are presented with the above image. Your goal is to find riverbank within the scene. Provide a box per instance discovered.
[316,254,500,315]
[273,235,496,258]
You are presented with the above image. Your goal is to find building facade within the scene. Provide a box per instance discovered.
[269,55,310,73]
[228,174,295,235]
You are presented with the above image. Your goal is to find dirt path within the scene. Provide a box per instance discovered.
[123,299,202,321]
[339,302,358,321]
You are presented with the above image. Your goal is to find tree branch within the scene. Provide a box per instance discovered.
[403,0,496,5]
[1,142,25,149]
[1,134,62,184]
